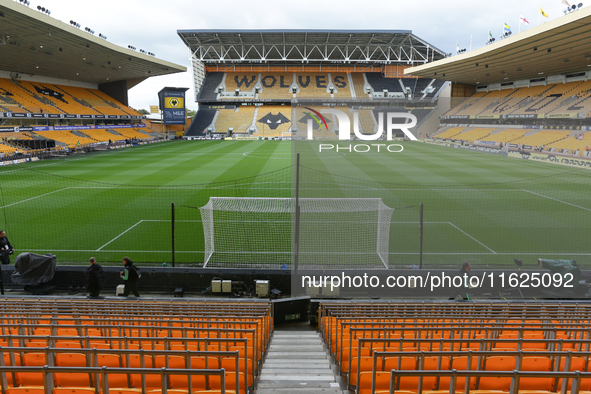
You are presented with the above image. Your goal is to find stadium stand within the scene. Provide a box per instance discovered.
[351,73,368,98]
[115,128,152,140]
[445,81,591,119]
[0,298,272,394]
[480,128,528,143]
[358,109,375,134]
[0,143,19,154]
[257,73,295,99]
[547,131,591,155]
[186,109,216,136]
[255,106,292,136]
[0,132,33,141]
[0,78,142,117]
[89,89,142,117]
[320,301,591,394]
[215,107,256,134]
[365,73,403,93]
[0,79,61,114]
[510,129,570,147]
[55,86,129,116]
[295,73,333,98]
[450,127,495,143]
[330,73,353,98]
[222,73,259,98]
[16,81,100,116]
[197,72,224,101]
[35,130,95,147]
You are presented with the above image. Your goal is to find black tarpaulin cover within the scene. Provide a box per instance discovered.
[11,253,57,285]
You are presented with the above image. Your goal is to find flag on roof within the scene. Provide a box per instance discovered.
[540,7,549,17]
[562,0,571,6]
[504,23,511,32]
[520,15,530,24]
[489,30,493,39]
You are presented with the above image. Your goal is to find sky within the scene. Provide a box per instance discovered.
[22,0,579,111]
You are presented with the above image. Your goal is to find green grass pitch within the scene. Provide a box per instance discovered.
[0,139,589,268]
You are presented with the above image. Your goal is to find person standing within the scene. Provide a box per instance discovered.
[86,257,105,297]
[120,256,140,297]
[0,231,15,265]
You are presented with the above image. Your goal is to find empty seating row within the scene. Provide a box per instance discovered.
[319,301,591,393]
[0,347,246,393]
[0,78,141,116]
[0,298,273,394]
[199,72,445,101]
[0,365,232,394]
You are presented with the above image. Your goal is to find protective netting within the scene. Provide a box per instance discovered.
[199,197,394,269]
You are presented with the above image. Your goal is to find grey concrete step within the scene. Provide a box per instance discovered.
[269,345,325,351]
[273,333,319,337]
[258,389,341,394]
[259,330,339,392]
[260,374,335,381]
[263,364,332,369]
[265,353,328,359]
[272,339,319,345]
[258,381,341,389]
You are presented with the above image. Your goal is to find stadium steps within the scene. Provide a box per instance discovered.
[87,89,121,109]
[71,130,91,139]
[185,108,216,137]
[55,85,94,108]
[197,72,224,101]
[347,74,356,98]
[258,330,343,394]
[105,129,122,136]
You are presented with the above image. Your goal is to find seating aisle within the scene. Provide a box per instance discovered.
[258,329,345,394]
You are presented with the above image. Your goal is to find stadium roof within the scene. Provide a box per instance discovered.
[177,29,447,65]
[405,7,591,86]
[0,0,186,86]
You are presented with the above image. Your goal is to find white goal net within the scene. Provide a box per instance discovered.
[199,197,394,269]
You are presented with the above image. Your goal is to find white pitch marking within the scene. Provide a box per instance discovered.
[0,188,69,209]
[523,189,591,212]
[96,220,144,251]
[447,222,497,254]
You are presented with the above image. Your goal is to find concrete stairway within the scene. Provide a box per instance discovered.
[258,330,345,394]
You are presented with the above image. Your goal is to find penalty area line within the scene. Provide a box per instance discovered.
[0,188,69,209]
[96,220,144,251]
[447,222,497,254]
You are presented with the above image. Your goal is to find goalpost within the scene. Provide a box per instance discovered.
[199,197,394,269]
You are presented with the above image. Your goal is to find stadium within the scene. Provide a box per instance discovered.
[1,0,591,393]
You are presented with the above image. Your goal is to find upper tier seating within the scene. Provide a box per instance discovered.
[257,73,294,100]
[0,78,141,116]
[365,73,403,93]
[295,73,333,98]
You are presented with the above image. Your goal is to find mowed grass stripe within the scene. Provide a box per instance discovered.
[1,140,590,266]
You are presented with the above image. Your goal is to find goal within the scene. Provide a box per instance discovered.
[199,197,394,269]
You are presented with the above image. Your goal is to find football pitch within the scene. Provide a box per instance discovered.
[0,139,590,268]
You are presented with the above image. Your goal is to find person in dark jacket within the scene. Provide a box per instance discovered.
[87,257,105,297]
[120,256,139,297]
[0,230,15,265]
[449,262,471,300]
